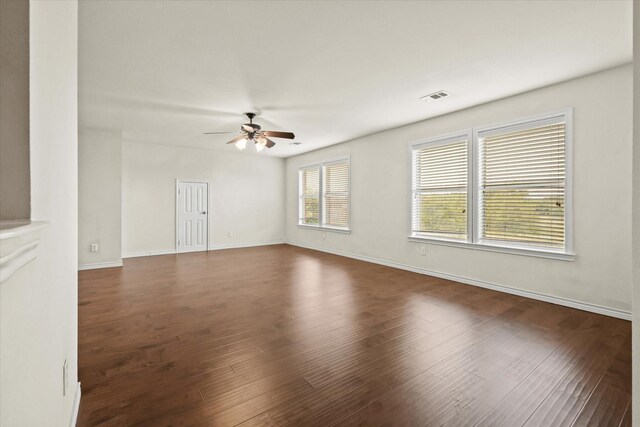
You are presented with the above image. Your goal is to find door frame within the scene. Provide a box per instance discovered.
[175,179,211,253]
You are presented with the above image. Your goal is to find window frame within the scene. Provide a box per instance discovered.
[408,108,574,261]
[298,164,321,227]
[298,155,351,233]
[409,130,473,243]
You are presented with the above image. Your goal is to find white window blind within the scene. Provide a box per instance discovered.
[479,119,566,249]
[298,157,351,230]
[412,138,468,240]
[299,166,320,225]
[323,161,350,228]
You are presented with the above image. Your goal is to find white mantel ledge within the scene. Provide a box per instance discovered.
[0,220,50,284]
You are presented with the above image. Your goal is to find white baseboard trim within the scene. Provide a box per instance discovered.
[78,260,123,271]
[122,249,176,259]
[123,241,286,259]
[287,241,631,321]
[69,382,81,427]
[208,240,285,251]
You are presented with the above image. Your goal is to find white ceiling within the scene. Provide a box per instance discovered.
[79,0,632,158]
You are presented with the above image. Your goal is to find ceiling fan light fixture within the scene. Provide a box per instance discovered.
[206,113,295,153]
[255,139,266,152]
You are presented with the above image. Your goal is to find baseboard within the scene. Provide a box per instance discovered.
[69,382,81,427]
[287,241,632,321]
[208,240,285,251]
[77,260,123,271]
[123,241,286,259]
[122,249,176,259]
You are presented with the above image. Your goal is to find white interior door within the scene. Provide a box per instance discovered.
[176,180,209,253]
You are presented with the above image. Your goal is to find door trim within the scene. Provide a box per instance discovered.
[175,179,210,253]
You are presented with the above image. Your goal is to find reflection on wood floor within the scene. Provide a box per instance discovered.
[77,244,631,426]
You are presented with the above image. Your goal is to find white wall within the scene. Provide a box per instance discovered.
[78,129,122,267]
[122,142,285,256]
[0,0,30,220]
[0,1,79,425]
[631,0,639,423]
[287,65,633,316]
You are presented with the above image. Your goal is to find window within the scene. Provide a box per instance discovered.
[298,157,350,231]
[411,134,470,240]
[299,166,320,225]
[478,118,566,249]
[410,110,571,258]
[323,160,350,228]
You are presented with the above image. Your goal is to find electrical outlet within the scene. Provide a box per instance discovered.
[322,232,326,240]
[420,246,427,256]
[227,231,233,238]
[62,359,68,396]
[90,243,99,252]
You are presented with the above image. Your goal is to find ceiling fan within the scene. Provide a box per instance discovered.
[204,113,295,152]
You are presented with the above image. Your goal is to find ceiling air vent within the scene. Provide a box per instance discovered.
[421,90,449,102]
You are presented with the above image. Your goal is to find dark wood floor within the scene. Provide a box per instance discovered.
[77,244,631,426]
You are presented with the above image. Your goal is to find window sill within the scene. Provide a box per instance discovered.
[298,224,351,234]
[408,235,574,261]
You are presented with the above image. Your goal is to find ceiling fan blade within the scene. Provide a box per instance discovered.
[203,131,236,135]
[226,135,245,144]
[242,123,261,132]
[263,130,295,139]
[264,138,276,148]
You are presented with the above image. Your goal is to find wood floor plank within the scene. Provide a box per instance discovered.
[424,372,519,426]
[571,336,632,427]
[475,330,597,427]
[618,400,632,427]
[523,330,628,427]
[334,368,449,426]
[404,368,502,425]
[77,245,632,426]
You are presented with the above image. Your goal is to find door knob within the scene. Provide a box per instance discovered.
[201,211,207,214]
